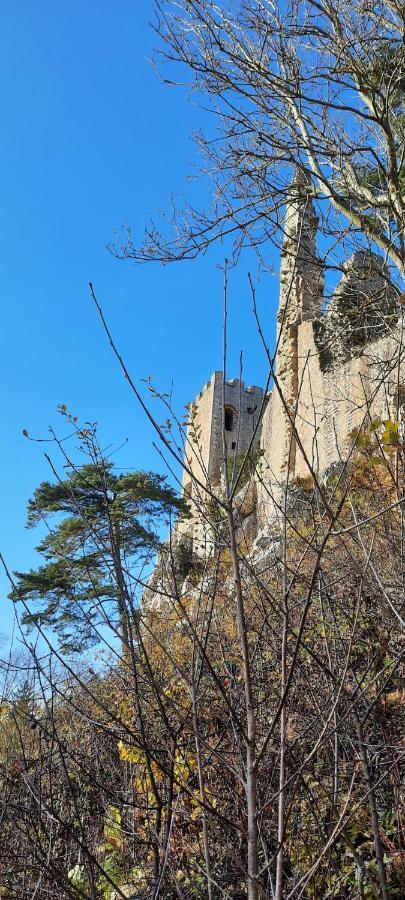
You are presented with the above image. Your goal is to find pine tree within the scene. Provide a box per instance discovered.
[11,439,187,653]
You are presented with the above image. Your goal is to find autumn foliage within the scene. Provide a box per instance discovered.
[1,415,405,898]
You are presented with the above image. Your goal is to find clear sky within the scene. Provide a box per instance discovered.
[0,1,277,644]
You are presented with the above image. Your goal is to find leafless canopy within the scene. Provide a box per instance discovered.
[113,0,405,282]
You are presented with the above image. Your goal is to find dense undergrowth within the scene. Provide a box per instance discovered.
[1,427,405,898]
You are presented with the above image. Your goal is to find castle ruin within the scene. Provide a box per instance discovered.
[150,171,404,577]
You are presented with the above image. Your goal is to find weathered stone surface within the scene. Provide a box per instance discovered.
[256,176,404,527]
[177,371,264,555]
[236,511,258,550]
[147,169,405,590]
[234,478,257,519]
[315,250,399,367]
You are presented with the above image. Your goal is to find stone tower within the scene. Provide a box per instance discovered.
[178,372,264,554]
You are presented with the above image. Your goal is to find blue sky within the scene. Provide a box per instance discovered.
[0,1,277,645]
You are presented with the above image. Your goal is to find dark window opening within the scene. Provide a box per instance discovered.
[231,441,236,450]
[183,480,192,499]
[224,406,235,432]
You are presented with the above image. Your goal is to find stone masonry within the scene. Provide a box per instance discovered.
[257,174,404,526]
[154,170,404,564]
[177,371,264,554]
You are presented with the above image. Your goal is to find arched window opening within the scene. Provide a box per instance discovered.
[224,406,235,432]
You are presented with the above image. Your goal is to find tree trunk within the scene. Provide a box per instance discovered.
[227,505,259,900]
[355,715,389,900]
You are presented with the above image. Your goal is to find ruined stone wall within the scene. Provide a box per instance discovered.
[176,372,218,551]
[256,178,403,529]
[257,171,324,525]
[293,322,405,479]
[257,324,405,527]
[181,373,218,499]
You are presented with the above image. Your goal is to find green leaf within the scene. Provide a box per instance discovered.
[381,419,400,445]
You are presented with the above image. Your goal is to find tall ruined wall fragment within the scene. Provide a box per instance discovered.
[257,174,403,529]
[257,170,324,522]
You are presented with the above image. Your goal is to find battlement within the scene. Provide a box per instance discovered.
[194,372,263,402]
